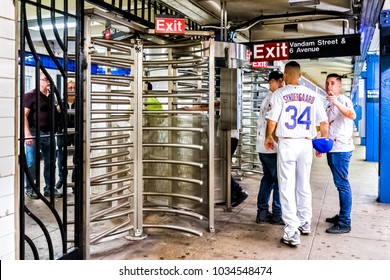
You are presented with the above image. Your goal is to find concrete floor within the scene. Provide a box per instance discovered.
[90,145,390,260]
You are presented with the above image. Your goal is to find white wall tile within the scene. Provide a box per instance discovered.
[0,98,15,118]
[0,38,16,59]
[0,176,14,198]
[0,232,16,260]
[0,58,15,79]
[0,119,15,139]
[0,78,15,99]
[0,156,15,177]
[0,137,14,158]
[0,214,15,237]
[0,195,14,218]
[0,0,15,21]
[0,18,16,40]
[0,250,15,260]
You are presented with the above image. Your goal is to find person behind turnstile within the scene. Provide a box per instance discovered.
[56,81,76,191]
[183,101,249,207]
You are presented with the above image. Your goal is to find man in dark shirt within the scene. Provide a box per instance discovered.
[24,71,62,199]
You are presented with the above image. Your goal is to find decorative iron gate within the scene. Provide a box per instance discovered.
[18,0,84,259]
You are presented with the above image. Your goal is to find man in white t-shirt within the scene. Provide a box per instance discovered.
[319,73,356,234]
[265,61,329,247]
[255,70,284,224]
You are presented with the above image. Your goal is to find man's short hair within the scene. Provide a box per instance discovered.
[285,61,300,69]
[326,73,342,82]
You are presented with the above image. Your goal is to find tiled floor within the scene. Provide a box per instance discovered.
[90,145,390,260]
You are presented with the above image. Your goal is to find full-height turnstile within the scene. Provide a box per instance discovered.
[83,9,218,254]
[239,69,270,174]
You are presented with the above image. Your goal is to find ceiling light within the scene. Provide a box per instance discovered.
[28,22,76,31]
[289,0,320,7]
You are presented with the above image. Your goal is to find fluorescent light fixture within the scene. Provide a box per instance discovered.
[29,21,76,31]
[289,0,320,7]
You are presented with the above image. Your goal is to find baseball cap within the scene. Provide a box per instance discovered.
[312,138,334,153]
[268,70,283,82]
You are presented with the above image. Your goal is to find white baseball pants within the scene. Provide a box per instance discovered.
[277,138,313,237]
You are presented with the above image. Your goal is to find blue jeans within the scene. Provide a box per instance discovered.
[327,151,353,227]
[25,129,54,194]
[56,134,75,183]
[257,153,281,216]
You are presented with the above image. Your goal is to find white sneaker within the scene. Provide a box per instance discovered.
[298,222,311,235]
[282,231,301,246]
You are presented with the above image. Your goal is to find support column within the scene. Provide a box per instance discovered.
[365,54,379,162]
[379,11,390,203]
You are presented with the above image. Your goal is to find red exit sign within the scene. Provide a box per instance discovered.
[253,42,289,61]
[155,17,185,34]
[252,61,268,68]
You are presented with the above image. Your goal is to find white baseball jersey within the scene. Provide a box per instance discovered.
[266,84,328,139]
[326,94,355,152]
[256,90,277,153]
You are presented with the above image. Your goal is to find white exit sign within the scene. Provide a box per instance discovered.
[155,17,185,34]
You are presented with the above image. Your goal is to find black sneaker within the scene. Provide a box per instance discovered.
[44,189,63,198]
[231,189,248,207]
[256,210,270,224]
[325,223,351,234]
[26,191,39,200]
[270,214,284,225]
[55,180,63,189]
[325,214,339,224]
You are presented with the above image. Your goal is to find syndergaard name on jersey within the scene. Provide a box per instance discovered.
[283,92,315,104]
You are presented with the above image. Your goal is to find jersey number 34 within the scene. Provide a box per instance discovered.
[284,105,311,130]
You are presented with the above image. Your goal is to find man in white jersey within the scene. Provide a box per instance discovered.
[265,61,329,247]
[255,70,284,224]
[320,73,356,234]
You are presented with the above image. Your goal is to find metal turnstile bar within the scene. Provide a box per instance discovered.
[90,127,132,133]
[91,167,131,183]
[143,127,204,132]
[90,202,131,222]
[91,80,130,87]
[91,99,131,104]
[90,220,132,244]
[92,40,133,53]
[143,208,204,220]
[90,59,132,69]
[92,109,132,114]
[91,160,133,169]
[144,192,203,203]
[90,185,131,202]
[91,91,133,97]
[90,176,133,186]
[143,176,203,185]
[90,143,133,150]
[143,159,203,168]
[90,151,129,163]
[144,58,204,65]
[143,143,203,150]
[91,117,131,124]
[91,134,130,143]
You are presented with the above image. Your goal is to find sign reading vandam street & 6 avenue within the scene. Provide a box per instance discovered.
[251,34,361,62]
